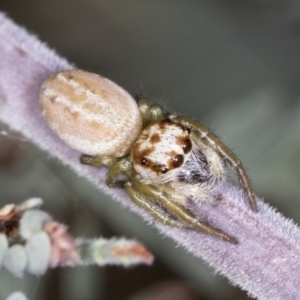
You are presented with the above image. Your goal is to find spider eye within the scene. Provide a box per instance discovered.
[161,168,168,174]
[172,154,184,168]
[182,138,192,154]
[141,156,147,165]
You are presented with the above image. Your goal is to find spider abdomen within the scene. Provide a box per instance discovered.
[39,70,142,157]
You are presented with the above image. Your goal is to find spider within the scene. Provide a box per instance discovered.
[40,70,257,244]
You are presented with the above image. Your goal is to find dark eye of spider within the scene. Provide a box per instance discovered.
[161,167,168,174]
[172,154,184,168]
[182,138,192,154]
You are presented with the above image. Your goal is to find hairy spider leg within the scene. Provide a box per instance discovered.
[125,182,188,228]
[136,95,167,127]
[127,178,237,244]
[172,115,258,212]
[80,155,134,187]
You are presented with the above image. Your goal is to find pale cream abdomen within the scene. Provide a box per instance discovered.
[39,70,142,157]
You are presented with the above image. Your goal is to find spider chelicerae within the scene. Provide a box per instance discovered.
[40,70,257,245]
[80,95,257,244]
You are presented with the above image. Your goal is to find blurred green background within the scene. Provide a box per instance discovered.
[1,1,300,299]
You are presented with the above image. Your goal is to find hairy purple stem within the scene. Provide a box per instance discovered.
[0,12,299,300]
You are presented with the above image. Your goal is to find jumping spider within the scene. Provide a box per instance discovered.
[80,95,257,244]
[40,70,257,244]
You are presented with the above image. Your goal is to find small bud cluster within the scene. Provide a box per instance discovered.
[0,198,153,279]
[0,198,50,277]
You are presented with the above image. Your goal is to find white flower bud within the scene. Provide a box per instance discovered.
[20,210,52,239]
[0,233,8,264]
[25,231,51,275]
[2,245,27,277]
[5,292,28,300]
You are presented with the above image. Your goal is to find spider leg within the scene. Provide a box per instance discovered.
[125,182,187,228]
[136,95,167,127]
[80,155,134,187]
[80,154,117,168]
[126,178,237,244]
[171,115,257,211]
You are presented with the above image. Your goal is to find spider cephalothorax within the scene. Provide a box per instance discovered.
[131,119,223,204]
[132,119,194,183]
[40,70,258,244]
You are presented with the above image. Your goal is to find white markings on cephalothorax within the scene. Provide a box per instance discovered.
[132,121,193,184]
